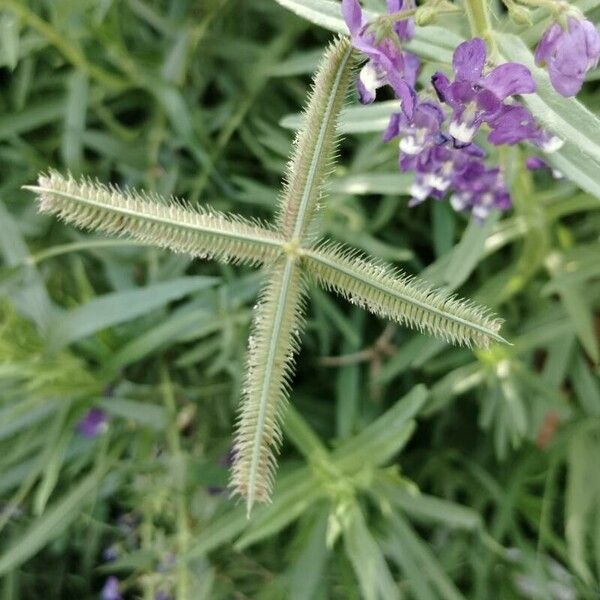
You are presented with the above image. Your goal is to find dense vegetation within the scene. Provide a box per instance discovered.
[0,1,599,599]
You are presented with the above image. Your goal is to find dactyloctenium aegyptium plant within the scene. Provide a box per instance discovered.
[28,0,600,515]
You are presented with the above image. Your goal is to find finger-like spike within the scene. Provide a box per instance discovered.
[276,36,357,241]
[230,258,307,516]
[25,170,284,267]
[304,240,507,348]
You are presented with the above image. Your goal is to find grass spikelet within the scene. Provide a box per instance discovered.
[304,242,506,348]
[230,257,307,516]
[277,36,355,241]
[26,170,284,266]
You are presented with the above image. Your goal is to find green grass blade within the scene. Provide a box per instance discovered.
[286,508,330,600]
[46,276,218,350]
[0,465,107,576]
[343,502,399,600]
[388,514,466,600]
[333,385,427,469]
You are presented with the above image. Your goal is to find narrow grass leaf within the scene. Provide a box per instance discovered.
[62,71,88,173]
[47,276,218,349]
[0,199,54,330]
[388,514,465,600]
[570,353,600,417]
[329,173,412,196]
[333,385,427,469]
[287,508,330,600]
[0,466,107,576]
[0,13,19,70]
[442,214,498,290]
[281,100,400,134]
[105,307,212,371]
[343,502,399,600]
[546,253,599,363]
[377,479,481,530]
[97,398,168,430]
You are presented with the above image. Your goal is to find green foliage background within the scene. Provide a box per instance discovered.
[1,0,600,598]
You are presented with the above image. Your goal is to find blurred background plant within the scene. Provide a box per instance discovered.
[0,0,599,598]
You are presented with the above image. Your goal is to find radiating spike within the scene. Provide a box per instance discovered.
[303,240,506,348]
[25,170,285,267]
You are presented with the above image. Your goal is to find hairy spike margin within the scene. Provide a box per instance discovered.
[277,36,356,242]
[230,257,307,516]
[26,170,284,266]
[303,241,507,348]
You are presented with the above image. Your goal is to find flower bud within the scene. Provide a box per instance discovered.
[508,5,531,27]
[415,5,437,26]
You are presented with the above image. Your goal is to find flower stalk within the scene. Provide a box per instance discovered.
[463,0,496,52]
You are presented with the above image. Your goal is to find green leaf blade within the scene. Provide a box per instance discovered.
[47,276,218,349]
[0,466,107,577]
[496,34,600,201]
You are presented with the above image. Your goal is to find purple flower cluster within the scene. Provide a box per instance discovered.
[432,38,536,146]
[430,39,564,153]
[536,15,600,97]
[376,36,552,219]
[341,1,591,220]
[384,101,510,220]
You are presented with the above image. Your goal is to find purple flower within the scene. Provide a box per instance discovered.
[397,129,512,220]
[76,408,108,438]
[488,104,564,152]
[406,141,485,205]
[101,577,122,600]
[432,38,536,146]
[450,161,511,221]
[525,156,564,179]
[102,545,119,562]
[383,100,445,158]
[535,16,600,97]
[525,156,548,170]
[342,0,419,115]
[487,104,538,146]
[407,145,456,205]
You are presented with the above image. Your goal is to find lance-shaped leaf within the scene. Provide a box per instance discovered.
[277,36,355,240]
[231,257,308,514]
[304,242,505,348]
[26,171,284,266]
[273,0,462,63]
